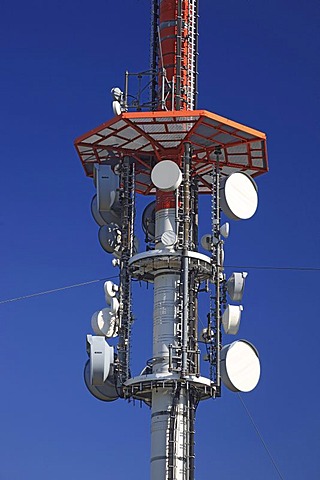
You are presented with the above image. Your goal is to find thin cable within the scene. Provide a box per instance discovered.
[0,276,118,305]
[1,264,319,306]
[237,393,285,480]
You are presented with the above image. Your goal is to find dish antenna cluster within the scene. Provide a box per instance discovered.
[75,1,268,479]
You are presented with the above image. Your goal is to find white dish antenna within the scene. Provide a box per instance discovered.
[220,222,230,238]
[104,280,118,302]
[161,230,177,247]
[220,172,258,220]
[222,304,243,335]
[200,234,218,251]
[151,160,182,192]
[227,272,248,302]
[91,307,119,338]
[111,87,123,102]
[142,201,156,241]
[84,360,119,402]
[98,223,122,256]
[220,340,260,392]
[91,195,121,226]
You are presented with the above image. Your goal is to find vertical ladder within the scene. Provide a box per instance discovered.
[117,157,135,386]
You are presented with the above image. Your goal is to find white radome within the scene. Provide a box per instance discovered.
[151,160,182,191]
[91,308,119,338]
[220,340,261,392]
[161,230,177,246]
[222,304,243,335]
[220,172,258,220]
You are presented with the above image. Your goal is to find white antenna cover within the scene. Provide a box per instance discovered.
[104,280,118,302]
[111,87,123,101]
[86,335,114,385]
[112,100,122,116]
[161,230,177,247]
[95,164,118,212]
[142,201,156,241]
[222,304,243,335]
[91,308,119,338]
[84,360,119,401]
[151,160,182,191]
[91,195,121,227]
[98,223,122,255]
[219,244,225,267]
[220,340,260,392]
[220,222,230,238]
[227,272,248,302]
[200,234,218,251]
[220,172,258,220]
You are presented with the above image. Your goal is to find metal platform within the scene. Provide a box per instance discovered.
[74,109,268,195]
[124,373,217,404]
[128,249,213,282]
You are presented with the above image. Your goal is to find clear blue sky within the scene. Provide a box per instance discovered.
[1,1,320,479]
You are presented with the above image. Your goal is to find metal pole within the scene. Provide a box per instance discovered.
[124,71,129,110]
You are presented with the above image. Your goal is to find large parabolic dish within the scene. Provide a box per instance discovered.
[220,172,258,220]
[220,340,261,392]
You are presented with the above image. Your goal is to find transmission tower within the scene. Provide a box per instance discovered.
[75,2,268,480]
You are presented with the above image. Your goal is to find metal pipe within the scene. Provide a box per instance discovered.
[124,70,129,110]
[161,69,166,110]
[171,75,175,111]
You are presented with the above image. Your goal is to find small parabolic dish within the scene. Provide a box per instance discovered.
[220,172,258,221]
[227,272,248,302]
[91,195,120,227]
[142,201,156,241]
[84,360,119,402]
[91,308,119,338]
[220,222,230,238]
[161,230,177,246]
[151,160,182,192]
[104,280,118,302]
[201,234,214,251]
[221,340,260,392]
[222,304,243,335]
[98,223,122,255]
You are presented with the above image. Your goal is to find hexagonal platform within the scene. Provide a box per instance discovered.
[74,110,268,194]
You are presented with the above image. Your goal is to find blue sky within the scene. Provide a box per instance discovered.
[1,0,320,478]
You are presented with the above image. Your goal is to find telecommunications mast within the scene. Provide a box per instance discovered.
[75,1,268,479]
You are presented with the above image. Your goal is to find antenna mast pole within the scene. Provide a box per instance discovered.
[150,3,199,479]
